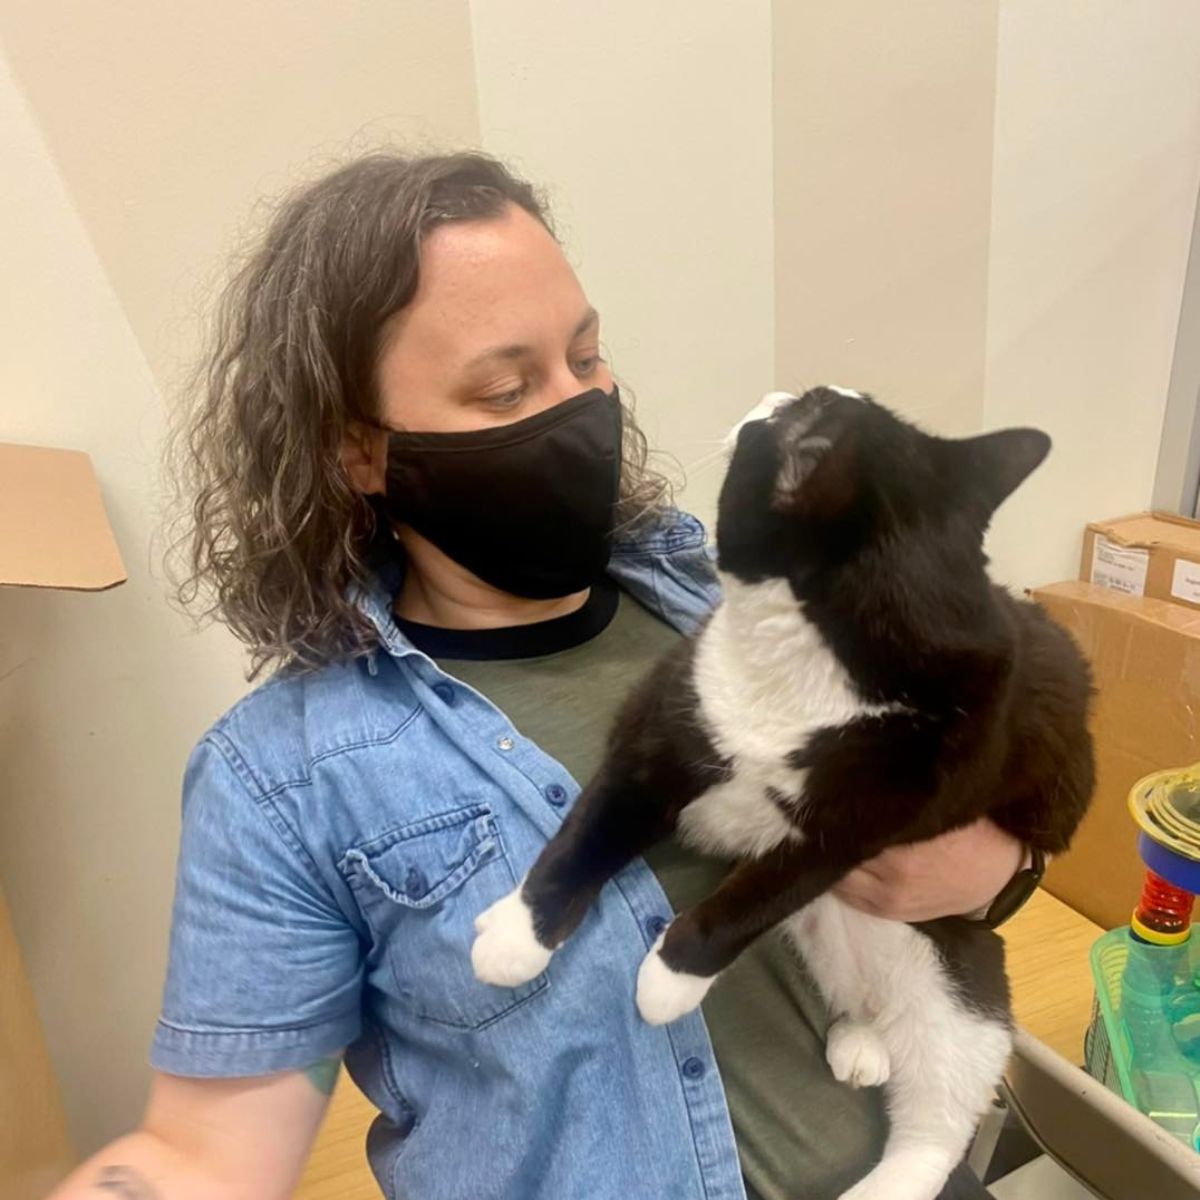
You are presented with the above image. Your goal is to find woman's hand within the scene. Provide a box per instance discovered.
[833,818,1026,923]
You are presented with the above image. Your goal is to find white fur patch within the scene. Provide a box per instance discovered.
[723,390,797,449]
[698,575,893,759]
[471,884,553,988]
[787,895,1012,1200]
[679,776,800,859]
[681,575,899,861]
[636,933,716,1025]
[827,384,865,400]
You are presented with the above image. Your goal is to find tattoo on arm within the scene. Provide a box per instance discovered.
[304,1054,342,1096]
[94,1166,161,1198]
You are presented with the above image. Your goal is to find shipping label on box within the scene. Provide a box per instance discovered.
[1171,557,1200,606]
[1089,535,1149,596]
[1080,511,1200,612]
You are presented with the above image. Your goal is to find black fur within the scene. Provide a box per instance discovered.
[526,636,731,948]
[915,919,1012,1025]
[521,386,1093,1004]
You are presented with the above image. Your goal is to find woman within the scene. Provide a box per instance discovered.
[54,152,1023,1200]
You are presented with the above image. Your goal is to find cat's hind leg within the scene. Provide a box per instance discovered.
[837,1006,1010,1200]
[786,899,1011,1200]
[785,896,898,1092]
[823,916,1010,1200]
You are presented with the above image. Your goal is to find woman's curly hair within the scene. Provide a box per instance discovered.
[168,151,671,679]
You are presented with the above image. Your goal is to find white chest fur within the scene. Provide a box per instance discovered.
[679,574,886,858]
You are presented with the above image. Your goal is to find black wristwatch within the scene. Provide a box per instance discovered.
[980,846,1045,929]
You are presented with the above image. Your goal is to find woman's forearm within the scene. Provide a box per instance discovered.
[49,1129,231,1200]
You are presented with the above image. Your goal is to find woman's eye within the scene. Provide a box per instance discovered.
[572,354,601,375]
[483,386,526,410]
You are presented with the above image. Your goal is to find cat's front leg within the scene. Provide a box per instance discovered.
[471,881,555,988]
[473,758,690,988]
[636,929,722,1025]
[636,843,851,1024]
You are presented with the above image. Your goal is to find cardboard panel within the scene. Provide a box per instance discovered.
[1032,581,1200,929]
[0,885,75,1197]
[0,442,126,590]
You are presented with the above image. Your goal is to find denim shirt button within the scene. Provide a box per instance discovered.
[545,783,568,806]
[681,1056,706,1080]
[646,915,668,939]
[432,683,456,706]
[497,736,515,752]
[404,866,428,899]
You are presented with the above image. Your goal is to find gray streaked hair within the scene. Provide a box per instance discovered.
[168,151,671,678]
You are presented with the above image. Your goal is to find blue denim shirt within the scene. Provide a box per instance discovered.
[151,510,746,1200]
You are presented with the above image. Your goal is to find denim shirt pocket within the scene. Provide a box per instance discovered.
[338,802,550,1030]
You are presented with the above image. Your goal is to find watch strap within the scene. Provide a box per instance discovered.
[980,845,1046,929]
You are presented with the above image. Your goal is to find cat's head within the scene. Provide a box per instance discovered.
[716,387,1049,594]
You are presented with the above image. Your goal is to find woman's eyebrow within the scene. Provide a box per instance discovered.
[573,307,600,337]
[461,307,599,372]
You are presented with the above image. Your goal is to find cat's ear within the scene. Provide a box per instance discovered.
[956,428,1050,517]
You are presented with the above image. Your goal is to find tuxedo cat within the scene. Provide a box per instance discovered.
[471,387,1094,1200]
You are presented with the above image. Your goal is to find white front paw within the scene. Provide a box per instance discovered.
[635,934,716,1025]
[825,1019,891,1088]
[471,886,553,988]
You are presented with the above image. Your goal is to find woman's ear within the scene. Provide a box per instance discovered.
[342,422,389,496]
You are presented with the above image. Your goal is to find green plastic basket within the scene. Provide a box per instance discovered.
[1086,926,1200,1149]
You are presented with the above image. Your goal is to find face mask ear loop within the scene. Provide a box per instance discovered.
[361,494,405,575]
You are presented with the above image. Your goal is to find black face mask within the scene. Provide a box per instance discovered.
[380,387,624,600]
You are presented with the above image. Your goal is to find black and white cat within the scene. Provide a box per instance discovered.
[471,387,1095,1200]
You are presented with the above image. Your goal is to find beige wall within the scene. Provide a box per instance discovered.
[0,6,479,1155]
[772,1,1198,589]
[0,0,480,389]
[469,0,776,522]
[772,1,1000,437]
[983,0,1200,589]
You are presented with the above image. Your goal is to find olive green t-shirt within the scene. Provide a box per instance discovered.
[421,589,886,1200]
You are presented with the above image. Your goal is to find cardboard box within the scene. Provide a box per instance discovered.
[1080,511,1200,610]
[1032,581,1200,930]
[0,442,126,590]
[1,441,125,1194]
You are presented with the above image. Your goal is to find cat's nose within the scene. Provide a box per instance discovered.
[724,392,797,450]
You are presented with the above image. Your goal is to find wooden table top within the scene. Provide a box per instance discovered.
[999,887,1104,1067]
[294,887,1106,1200]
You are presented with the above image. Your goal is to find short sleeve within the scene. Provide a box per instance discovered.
[150,736,362,1077]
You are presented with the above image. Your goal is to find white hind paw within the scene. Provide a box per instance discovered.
[471,886,553,987]
[826,1019,891,1088]
[836,1177,893,1200]
[836,1157,951,1200]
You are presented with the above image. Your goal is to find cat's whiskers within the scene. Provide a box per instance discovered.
[682,442,732,474]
